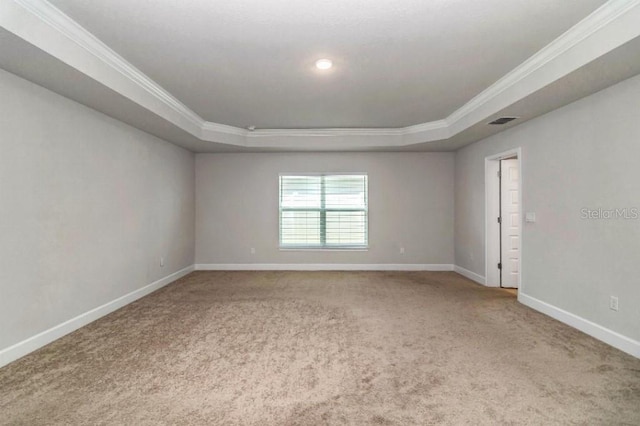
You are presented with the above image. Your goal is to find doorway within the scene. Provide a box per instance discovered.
[485,149,522,289]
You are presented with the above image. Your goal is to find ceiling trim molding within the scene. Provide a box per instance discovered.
[401,120,449,135]
[10,0,206,130]
[446,0,640,129]
[201,121,248,137]
[247,128,405,138]
[3,0,640,150]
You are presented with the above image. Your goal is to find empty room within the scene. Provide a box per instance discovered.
[1,0,639,424]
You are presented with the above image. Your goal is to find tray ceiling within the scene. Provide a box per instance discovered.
[1,0,639,151]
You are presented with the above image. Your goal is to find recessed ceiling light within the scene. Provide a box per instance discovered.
[315,59,333,70]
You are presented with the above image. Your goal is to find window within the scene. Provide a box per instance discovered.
[279,174,368,249]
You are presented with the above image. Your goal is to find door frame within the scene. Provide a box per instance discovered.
[484,147,523,290]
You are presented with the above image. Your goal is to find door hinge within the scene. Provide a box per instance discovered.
[497,170,501,178]
[497,216,502,224]
[497,262,502,270]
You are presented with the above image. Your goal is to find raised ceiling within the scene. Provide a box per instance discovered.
[1,0,640,152]
[48,0,605,129]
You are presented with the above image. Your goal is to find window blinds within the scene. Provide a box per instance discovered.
[279,174,368,248]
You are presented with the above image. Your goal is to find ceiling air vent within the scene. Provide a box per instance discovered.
[488,116,518,125]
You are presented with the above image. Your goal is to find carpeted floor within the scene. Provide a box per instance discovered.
[1,271,639,425]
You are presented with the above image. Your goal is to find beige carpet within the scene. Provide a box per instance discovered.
[1,271,639,425]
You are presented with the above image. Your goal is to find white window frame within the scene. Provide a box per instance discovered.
[279,173,369,250]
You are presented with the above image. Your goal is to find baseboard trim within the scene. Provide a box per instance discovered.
[194,263,454,271]
[519,292,639,359]
[454,265,486,285]
[0,265,195,368]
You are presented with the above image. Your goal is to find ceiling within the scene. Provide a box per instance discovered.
[47,0,605,129]
[1,0,639,152]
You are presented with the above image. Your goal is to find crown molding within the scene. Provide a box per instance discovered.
[403,120,449,135]
[200,121,247,136]
[446,0,640,133]
[7,0,205,132]
[247,128,405,138]
[3,0,640,150]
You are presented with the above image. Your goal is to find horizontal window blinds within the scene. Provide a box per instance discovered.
[279,174,368,248]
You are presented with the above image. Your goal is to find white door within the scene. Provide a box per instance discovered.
[500,159,520,288]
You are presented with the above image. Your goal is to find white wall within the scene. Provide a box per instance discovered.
[3,59,637,361]
[196,152,454,267]
[0,69,195,354]
[455,73,640,345]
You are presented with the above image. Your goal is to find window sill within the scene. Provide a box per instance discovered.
[279,247,369,252]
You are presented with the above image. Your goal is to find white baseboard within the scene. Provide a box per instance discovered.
[0,265,195,368]
[454,265,486,285]
[195,263,455,271]
[519,292,639,359]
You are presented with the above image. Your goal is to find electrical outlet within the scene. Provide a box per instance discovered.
[250,248,256,254]
[399,247,405,254]
[609,296,619,311]
[160,257,165,267]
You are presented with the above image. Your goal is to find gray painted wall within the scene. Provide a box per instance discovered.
[455,73,640,341]
[196,152,455,265]
[0,69,195,349]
